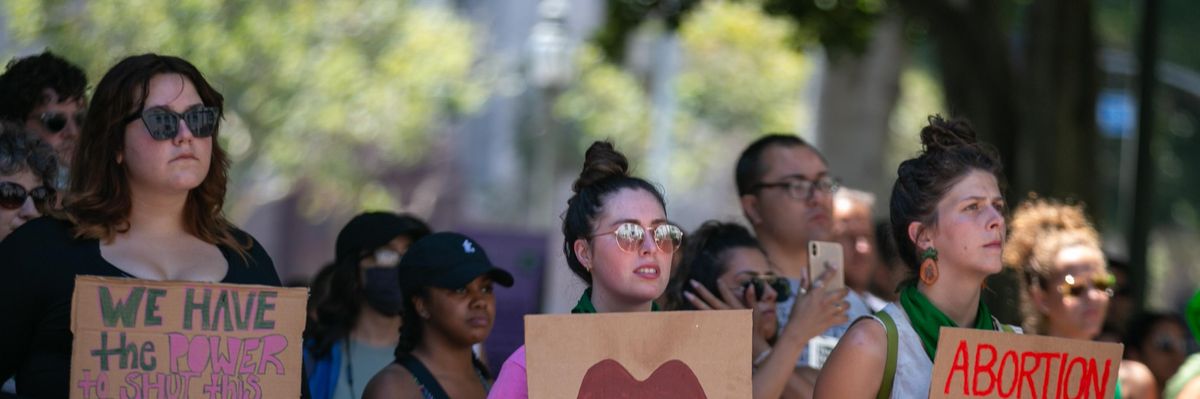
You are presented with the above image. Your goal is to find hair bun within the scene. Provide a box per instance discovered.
[920,115,978,154]
[573,141,630,193]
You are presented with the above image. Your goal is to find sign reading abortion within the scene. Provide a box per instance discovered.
[930,328,1123,399]
[69,276,307,399]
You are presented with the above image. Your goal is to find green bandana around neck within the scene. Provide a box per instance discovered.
[571,288,659,314]
[898,283,995,360]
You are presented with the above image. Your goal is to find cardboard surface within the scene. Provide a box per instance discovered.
[930,327,1123,399]
[525,310,751,399]
[70,276,307,399]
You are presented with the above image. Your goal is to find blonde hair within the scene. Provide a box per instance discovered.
[1004,196,1105,333]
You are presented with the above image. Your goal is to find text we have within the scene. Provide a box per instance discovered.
[98,286,280,331]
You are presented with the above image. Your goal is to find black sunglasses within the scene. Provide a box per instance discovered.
[739,274,793,302]
[124,106,219,141]
[39,110,86,134]
[0,181,56,212]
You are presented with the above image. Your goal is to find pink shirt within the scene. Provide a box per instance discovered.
[487,345,527,398]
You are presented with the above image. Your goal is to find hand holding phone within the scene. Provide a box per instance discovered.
[807,241,844,291]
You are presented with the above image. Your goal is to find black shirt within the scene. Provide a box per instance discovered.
[0,217,282,398]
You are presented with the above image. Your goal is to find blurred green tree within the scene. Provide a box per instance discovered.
[553,1,811,193]
[4,0,489,217]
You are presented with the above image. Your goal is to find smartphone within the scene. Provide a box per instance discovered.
[808,241,844,290]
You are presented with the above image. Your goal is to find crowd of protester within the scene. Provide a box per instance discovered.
[0,50,1195,399]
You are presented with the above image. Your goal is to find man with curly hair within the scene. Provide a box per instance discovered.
[0,50,87,171]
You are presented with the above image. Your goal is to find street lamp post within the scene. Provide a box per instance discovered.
[527,0,573,227]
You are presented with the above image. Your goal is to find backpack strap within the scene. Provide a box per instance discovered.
[876,310,899,399]
[398,354,452,399]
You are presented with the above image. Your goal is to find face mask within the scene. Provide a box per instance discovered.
[362,268,403,316]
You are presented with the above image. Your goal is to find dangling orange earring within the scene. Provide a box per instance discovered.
[919,247,939,286]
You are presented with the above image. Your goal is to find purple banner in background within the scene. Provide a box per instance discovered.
[457,227,548,373]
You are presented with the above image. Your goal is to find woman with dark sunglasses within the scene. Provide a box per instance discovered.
[670,220,847,399]
[487,141,682,398]
[1005,197,1157,398]
[0,122,58,242]
[0,54,282,398]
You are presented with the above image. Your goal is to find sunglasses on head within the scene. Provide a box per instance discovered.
[590,222,684,254]
[0,181,56,212]
[124,106,219,141]
[738,274,792,302]
[1055,273,1116,298]
[38,110,86,134]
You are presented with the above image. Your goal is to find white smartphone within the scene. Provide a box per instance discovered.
[808,241,844,290]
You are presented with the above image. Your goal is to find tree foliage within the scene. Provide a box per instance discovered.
[4,0,489,216]
[554,1,811,194]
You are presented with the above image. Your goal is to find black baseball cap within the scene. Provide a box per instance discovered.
[398,232,514,291]
[335,212,431,266]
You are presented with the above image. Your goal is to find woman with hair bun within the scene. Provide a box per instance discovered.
[487,141,683,398]
[815,116,1022,398]
[1006,198,1157,399]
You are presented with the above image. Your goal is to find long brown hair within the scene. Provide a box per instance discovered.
[66,54,246,254]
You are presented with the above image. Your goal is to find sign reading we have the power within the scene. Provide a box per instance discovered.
[70,276,307,399]
[930,328,1123,399]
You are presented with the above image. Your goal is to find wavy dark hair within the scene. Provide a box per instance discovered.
[395,284,431,355]
[889,115,1004,275]
[0,50,87,123]
[665,221,763,311]
[562,141,666,285]
[0,122,59,185]
[64,54,242,253]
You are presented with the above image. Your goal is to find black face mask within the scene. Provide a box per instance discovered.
[362,268,403,316]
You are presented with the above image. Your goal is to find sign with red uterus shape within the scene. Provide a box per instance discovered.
[525,310,751,399]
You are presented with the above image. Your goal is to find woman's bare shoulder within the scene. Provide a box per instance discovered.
[363,363,421,399]
[813,318,889,398]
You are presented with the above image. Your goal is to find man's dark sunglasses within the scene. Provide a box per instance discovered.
[38,110,86,134]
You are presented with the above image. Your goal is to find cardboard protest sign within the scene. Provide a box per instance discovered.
[525,309,751,399]
[70,276,308,399]
[931,327,1123,399]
